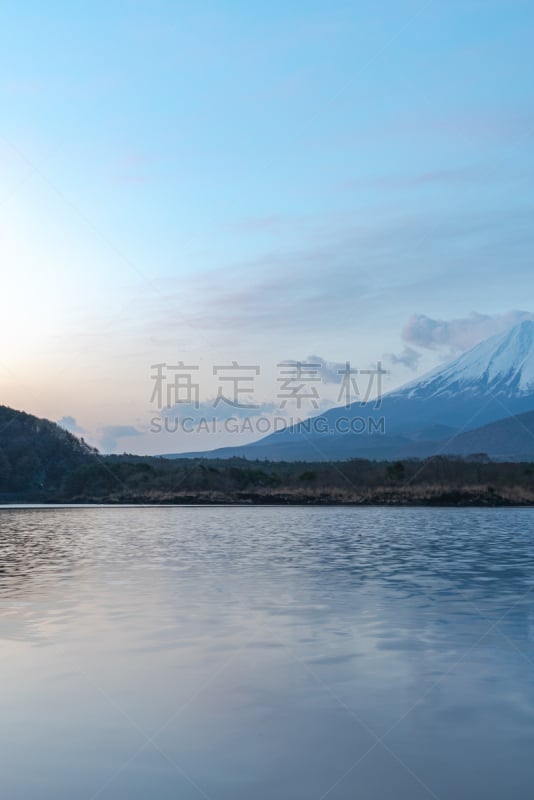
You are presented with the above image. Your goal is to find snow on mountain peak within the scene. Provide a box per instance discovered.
[393,319,534,400]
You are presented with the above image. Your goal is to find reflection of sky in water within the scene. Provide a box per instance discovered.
[1,507,534,799]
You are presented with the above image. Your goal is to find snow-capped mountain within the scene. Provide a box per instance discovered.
[286,318,534,440]
[391,319,534,401]
[168,320,534,461]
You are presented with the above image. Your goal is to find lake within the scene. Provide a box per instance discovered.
[1,506,534,799]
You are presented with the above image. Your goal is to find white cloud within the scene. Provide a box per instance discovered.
[384,346,422,371]
[99,425,144,453]
[161,400,277,421]
[280,355,347,384]
[57,416,85,434]
[402,310,534,353]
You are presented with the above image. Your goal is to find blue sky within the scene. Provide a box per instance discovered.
[1,1,534,452]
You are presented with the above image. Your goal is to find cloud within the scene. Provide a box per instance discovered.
[303,355,346,383]
[158,207,534,343]
[338,109,534,148]
[384,346,422,371]
[340,164,499,192]
[161,400,277,422]
[187,254,367,334]
[57,416,85,434]
[100,425,144,453]
[402,310,534,353]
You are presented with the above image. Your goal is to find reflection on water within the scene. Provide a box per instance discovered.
[1,506,534,799]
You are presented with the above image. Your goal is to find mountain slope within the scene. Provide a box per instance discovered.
[442,410,534,459]
[0,405,96,495]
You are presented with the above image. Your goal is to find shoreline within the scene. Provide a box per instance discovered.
[1,487,533,508]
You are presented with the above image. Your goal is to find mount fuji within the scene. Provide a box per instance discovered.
[168,320,534,461]
[388,318,534,406]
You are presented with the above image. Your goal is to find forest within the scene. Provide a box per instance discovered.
[1,404,534,505]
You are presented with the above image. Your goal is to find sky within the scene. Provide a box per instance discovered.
[1,0,534,453]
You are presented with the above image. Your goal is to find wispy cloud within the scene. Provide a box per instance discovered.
[340,164,503,191]
[161,400,277,421]
[337,109,534,148]
[402,310,534,353]
[301,355,346,383]
[176,213,523,340]
[384,345,422,371]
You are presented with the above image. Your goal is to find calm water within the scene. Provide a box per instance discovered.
[1,507,534,799]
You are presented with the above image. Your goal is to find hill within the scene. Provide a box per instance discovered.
[0,405,96,498]
[442,410,534,459]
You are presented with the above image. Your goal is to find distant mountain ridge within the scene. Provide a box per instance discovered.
[1,400,533,505]
[3,320,534,493]
[165,321,534,461]
[441,410,534,459]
